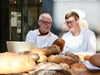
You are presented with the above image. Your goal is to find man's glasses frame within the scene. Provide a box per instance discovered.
[40,20,52,25]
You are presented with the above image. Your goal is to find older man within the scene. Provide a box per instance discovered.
[25,13,58,48]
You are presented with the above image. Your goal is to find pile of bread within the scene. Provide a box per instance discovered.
[0,39,100,75]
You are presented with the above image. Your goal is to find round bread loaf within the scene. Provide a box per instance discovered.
[0,52,36,74]
[89,53,100,67]
[44,45,61,55]
[53,38,65,52]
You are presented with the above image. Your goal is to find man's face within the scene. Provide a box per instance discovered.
[65,17,79,31]
[38,16,52,33]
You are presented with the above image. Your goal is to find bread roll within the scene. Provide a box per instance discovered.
[64,51,80,63]
[71,63,87,70]
[20,51,40,62]
[29,48,50,56]
[48,55,75,65]
[37,55,48,63]
[74,53,92,61]
[84,55,91,61]
[53,38,65,52]
[89,53,100,67]
[59,63,70,70]
[44,45,61,55]
[0,52,36,74]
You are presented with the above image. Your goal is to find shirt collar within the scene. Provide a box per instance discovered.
[38,29,49,36]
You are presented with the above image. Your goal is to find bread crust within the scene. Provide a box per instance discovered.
[71,63,87,69]
[29,48,50,56]
[89,53,100,67]
[48,55,75,65]
[0,52,36,74]
[29,45,61,56]
[53,38,65,52]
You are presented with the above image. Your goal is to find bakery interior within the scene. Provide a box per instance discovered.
[0,0,100,75]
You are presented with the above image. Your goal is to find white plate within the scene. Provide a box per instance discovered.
[83,61,100,70]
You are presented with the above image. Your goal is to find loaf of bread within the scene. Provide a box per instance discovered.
[84,55,91,61]
[71,63,87,69]
[37,55,48,63]
[48,55,75,65]
[0,52,36,74]
[29,62,72,75]
[64,51,80,63]
[20,51,40,62]
[29,45,60,56]
[29,48,50,56]
[59,63,70,70]
[44,45,61,55]
[53,38,65,52]
[89,53,100,67]
[73,53,92,61]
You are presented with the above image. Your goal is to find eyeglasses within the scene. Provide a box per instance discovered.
[40,20,52,24]
[65,20,75,25]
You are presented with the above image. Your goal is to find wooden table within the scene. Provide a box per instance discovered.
[73,69,100,75]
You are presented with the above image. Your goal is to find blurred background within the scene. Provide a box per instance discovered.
[0,0,100,52]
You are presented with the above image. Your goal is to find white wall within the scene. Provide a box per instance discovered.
[52,0,100,51]
[53,0,100,32]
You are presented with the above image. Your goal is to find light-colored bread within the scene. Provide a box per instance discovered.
[29,45,60,56]
[59,63,70,70]
[37,55,48,63]
[84,55,91,61]
[89,53,100,67]
[0,52,36,74]
[71,63,87,70]
[20,51,40,62]
[74,53,92,61]
[29,48,50,56]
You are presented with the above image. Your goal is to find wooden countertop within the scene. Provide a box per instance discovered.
[73,69,100,75]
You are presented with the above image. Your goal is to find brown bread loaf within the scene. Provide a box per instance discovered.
[89,53,100,67]
[53,38,65,52]
[48,55,75,65]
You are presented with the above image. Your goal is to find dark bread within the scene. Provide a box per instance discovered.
[89,53,100,67]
